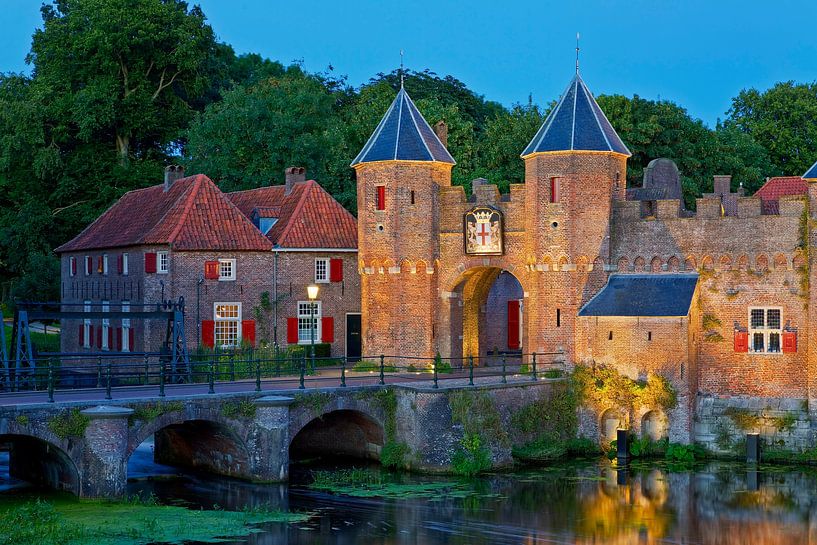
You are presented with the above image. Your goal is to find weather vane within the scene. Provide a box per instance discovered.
[576,33,580,74]
[400,49,405,87]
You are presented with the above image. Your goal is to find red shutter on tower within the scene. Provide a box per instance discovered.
[71,258,77,276]
[329,259,343,282]
[117,255,123,274]
[204,261,219,280]
[734,330,749,353]
[202,320,215,348]
[287,317,299,344]
[783,331,797,353]
[144,252,157,273]
[321,317,334,343]
[507,300,520,350]
[242,320,256,347]
[550,177,560,203]
[128,328,135,351]
[78,325,84,346]
[376,186,386,210]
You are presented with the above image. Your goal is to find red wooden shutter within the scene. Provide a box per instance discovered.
[204,261,219,280]
[71,258,77,276]
[144,252,157,273]
[507,300,520,349]
[78,324,84,347]
[734,330,749,353]
[783,331,797,353]
[96,326,103,349]
[202,320,215,348]
[329,259,343,282]
[287,317,299,344]
[550,178,559,203]
[108,327,114,350]
[129,328,135,351]
[376,186,386,210]
[321,317,334,343]
[117,255,123,274]
[116,328,122,351]
[242,320,256,347]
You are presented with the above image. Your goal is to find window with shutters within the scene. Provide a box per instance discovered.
[748,307,782,354]
[214,302,241,348]
[101,300,110,351]
[218,259,236,281]
[315,258,329,283]
[122,301,130,352]
[83,300,91,348]
[157,251,169,274]
[298,301,321,344]
[122,253,129,275]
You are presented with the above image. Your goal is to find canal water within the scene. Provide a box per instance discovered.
[3,442,817,544]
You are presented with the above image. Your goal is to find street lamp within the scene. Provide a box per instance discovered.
[307,284,319,370]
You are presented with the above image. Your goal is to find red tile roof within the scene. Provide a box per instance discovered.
[56,175,273,252]
[228,181,358,249]
[753,176,808,215]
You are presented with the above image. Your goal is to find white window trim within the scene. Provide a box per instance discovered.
[297,300,322,345]
[69,256,76,277]
[83,300,91,348]
[218,258,236,281]
[101,300,110,351]
[102,254,109,275]
[314,258,330,283]
[748,306,783,355]
[122,253,129,276]
[214,302,242,349]
[157,251,169,274]
[122,301,130,353]
[84,256,91,276]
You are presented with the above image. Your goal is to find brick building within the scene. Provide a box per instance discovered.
[353,73,817,448]
[56,166,360,358]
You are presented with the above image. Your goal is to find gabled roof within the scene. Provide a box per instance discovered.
[351,87,455,166]
[804,160,817,180]
[522,73,631,157]
[578,274,698,317]
[228,181,358,249]
[56,175,273,253]
[754,176,808,215]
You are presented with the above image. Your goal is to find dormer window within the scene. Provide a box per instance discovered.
[259,217,278,235]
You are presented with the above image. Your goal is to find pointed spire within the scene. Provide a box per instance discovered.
[803,159,817,180]
[575,32,580,75]
[400,49,405,88]
[521,73,631,157]
[351,87,455,167]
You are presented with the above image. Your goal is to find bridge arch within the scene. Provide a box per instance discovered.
[290,409,384,462]
[0,431,80,494]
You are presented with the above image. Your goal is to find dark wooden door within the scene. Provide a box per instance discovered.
[346,314,362,362]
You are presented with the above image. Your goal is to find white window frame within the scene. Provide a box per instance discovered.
[69,256,76,277]
[218,258,236,281]
[122,253,129,276]
[84,256,91,276]
[101,300,110,351]
[748,307,782,354]
[102,254,109,275]
[298,300,322,344]
[314,258,330,283]
[214,302,242,348]
[122,301,130,352]
[83,300,91,348]
[157,251,169,274]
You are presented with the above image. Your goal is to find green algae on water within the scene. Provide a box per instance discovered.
[0,495,309,545]
[308,468,481,499]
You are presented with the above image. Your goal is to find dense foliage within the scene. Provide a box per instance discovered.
[2,0,816,299]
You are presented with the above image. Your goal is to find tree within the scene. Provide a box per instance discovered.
[724,81,817,176]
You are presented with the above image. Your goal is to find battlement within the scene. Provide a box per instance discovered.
[614,194,806,223]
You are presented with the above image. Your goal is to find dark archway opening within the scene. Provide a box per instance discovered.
[0,434,79,495]
[450,268,524,364]
[290,410,384,463]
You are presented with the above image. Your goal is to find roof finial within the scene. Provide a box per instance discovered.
[575,32,580,74]
[400,49,405,88]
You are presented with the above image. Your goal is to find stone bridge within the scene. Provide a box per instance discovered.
[0,379,564,498]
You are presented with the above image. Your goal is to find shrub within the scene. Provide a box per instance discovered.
[723,407,760,432]
[380,440,409,468]
[451,433,492,476]
[48,408,89,440]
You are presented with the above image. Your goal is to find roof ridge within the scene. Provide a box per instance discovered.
[141,177,199,244]
[227,184,285,196]
[275,181,313,246]
[165,176,204,245]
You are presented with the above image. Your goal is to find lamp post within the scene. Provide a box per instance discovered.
[307,284,319,371]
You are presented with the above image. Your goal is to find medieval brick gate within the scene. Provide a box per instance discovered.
[0,380,563,498]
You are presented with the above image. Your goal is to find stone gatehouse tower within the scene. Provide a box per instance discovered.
[352,74,630,364]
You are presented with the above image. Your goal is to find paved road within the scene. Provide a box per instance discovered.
[0,368,543,407]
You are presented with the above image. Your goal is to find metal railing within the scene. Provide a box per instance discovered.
[0,350,567,403]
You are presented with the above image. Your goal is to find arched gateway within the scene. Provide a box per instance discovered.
[353,75,629,363]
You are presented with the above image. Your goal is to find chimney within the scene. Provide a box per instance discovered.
[433,120,448,148]
[164,165,185,192]
[713,175,732,195]
[285,166,306,195]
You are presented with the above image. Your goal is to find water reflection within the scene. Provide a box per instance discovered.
[3,449,817,544]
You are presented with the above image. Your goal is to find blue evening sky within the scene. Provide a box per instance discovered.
[1,0,815,126]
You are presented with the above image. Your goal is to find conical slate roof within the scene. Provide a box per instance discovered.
[351,87,455,166]
[804,160,817,180]
[522,74,631,157]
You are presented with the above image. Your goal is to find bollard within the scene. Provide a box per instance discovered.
[433,359,439,389]
[468,355,474,386]
[299,352,306,389]
[616,429,629,464]
[501,355,507,384]
[746,433,760,463]
[47,363,54,403]
[531,352,537,381]
[159,363,166,397]
[105,363,112,400]
[340,357,347,387]
[379,355,385,386]
[255,356,261,392]
[208,360,215,394]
